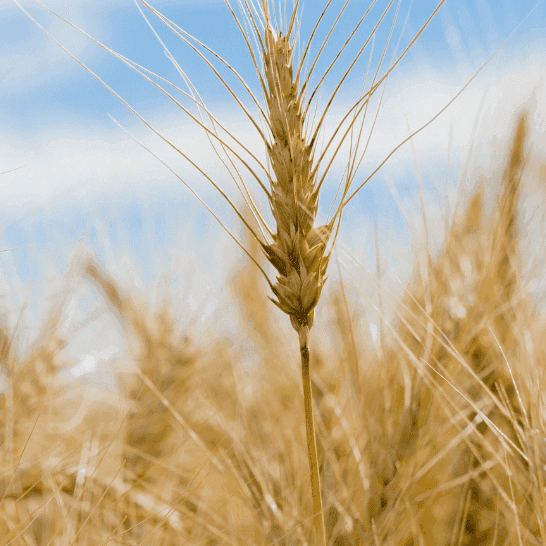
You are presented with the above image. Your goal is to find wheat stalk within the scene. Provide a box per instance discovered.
[256,11,331,543]
[15,0,460,542]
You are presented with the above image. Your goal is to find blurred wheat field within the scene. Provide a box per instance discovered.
[1,110,545,545]
[3,0,546,544]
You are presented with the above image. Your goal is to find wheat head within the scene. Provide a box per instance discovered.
[260,19,331,339]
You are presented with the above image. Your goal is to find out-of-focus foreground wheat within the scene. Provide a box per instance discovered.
[1,112,545,545]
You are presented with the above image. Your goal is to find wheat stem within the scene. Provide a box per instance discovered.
[299,325,327,546]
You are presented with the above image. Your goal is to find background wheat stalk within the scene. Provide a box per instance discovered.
[15,0,456,542]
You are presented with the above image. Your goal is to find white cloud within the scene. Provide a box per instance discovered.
[1,43,545,217]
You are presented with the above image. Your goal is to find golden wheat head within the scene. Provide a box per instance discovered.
[261,21,332,334]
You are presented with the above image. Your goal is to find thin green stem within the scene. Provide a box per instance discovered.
[299,325,327,546]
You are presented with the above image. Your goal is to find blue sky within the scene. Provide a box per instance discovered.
[1,0,546,359]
